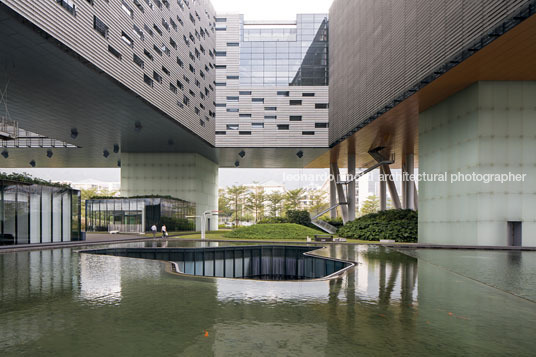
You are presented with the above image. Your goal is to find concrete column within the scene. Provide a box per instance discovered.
[347,151,356,221]
[121,153,219,231]
[381,165,401,209]
[329,166,337,219]
[402,154,415,210]
[379,167,387,211]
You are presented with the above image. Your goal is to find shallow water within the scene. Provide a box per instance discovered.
[0,242,535,356]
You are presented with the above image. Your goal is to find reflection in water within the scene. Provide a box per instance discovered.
[0,243,535,355]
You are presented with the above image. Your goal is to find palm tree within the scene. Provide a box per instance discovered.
[284,188,306,212]
[226,185,248,226]
[266,192,285,217]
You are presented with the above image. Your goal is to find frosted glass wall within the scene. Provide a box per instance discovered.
[419,81,536,246]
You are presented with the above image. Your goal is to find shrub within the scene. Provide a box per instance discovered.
[224,223,323,240]
[320,216,344,228]
[160,216,195,231]
[258,216,288,224]
[286,210,311,227]
[337,209,417,242]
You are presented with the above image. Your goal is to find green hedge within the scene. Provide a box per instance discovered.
[258,216,288,224]
[286,210,311,226]
[337,209,417,242]
[224,223,323,240]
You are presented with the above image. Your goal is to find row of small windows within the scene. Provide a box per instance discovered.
[218,97,328,108]
[217,126,320,134]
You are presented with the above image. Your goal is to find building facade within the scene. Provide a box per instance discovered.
[214,14,329,148]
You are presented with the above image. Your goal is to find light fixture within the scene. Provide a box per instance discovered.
[71,128,78,139]
[103,149,110,158]
[46,149,53,158]
[168,139,174,146]
[134,121,143,132]
[296,150,304,159]
[1,150,8,159]
[113,144,120,153]
[239,150,246,158]
[234,161,240,167]
[117,160,121,167]
[29,160,36,167]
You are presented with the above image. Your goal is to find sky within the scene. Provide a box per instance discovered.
[210,0,333,20]
[0,0,334,189]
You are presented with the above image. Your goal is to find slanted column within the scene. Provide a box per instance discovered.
[329,166,337,219]
[381,164,401,209]
[347,151,356,221]
[330,162,348,223]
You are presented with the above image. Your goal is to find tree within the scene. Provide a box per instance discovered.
[266,191,285,217]
[226,185,248,227]
[284,188,306,211]
[361,195,380,215]
[307,189,329,217]
[218,188,233,218]
[245,188,266,222]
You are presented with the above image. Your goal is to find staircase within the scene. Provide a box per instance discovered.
[310,203,343,234]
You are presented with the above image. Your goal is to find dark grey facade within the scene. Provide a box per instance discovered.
[328,0,532,145]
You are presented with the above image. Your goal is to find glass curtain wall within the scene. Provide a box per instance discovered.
[86,197,196,233]
[0,181,81,245]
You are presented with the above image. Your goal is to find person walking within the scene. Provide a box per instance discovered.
[151,224,157,239]
[161,224,167,239]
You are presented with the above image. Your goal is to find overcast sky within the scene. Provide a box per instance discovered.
[0,0,334,189]
[211,0,333,20]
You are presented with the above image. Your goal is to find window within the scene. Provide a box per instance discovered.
[216,26,227,31]
[199,119,205,126]
[302,131,315,135]
[154,0,162,9]
[57,0,76,15]
[189,89,196,97]
[134,0,144,13]
[215,131,226,135]
[121,32,134,48]
[133,54,144,68]
[239,131,251,135]
[252,123,264,129]
[239,91,252,95]
[121,1,133,18]
[315,103,329,109]
[153,71,162,84]
[133,24,144,40]
[277,124,289,130]
[153,44,162,56]
[162,66,170,75]
[108,45,122,60]
[227,75,239,80]
[227,42,239,47]
[226,124,239,130]
[189,64,195,73]
[264,107,277,111]
[290,100,302,105]
[93,16,109,38]
[226,108,239,113]
[183,75,190,83]
[215,51,227,57]
[215,65,227,69]
[277,91,290,97]
[252,98,264,103]
[215,17,227,22]
[303,93,315,97]
[177,101,184,109]
[177,57,184,68]
[289,115,302,121]
[170,18,177,31]
[239,114,251,118]
[315,122,329,128]
[160,44,170,56]
[183,95,190,106]
[215,103,226,108]
[153,24,162,36]
[169,83,177,94]
[144,74,153,87]
[264,115,277,120]
[162,19,170,32]
[226,96,239,102]
[215,82,226,87]
[170,38,177,49]
[144,49,153,61]
[144,24,154,37]
[144,0,154,10]
[177,80,184,90]
[195,107,200,115]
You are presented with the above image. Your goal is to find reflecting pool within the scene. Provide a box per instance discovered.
[0,242,535,355]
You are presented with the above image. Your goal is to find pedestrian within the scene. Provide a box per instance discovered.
[151,224,157,239]
[161,224,167,238]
